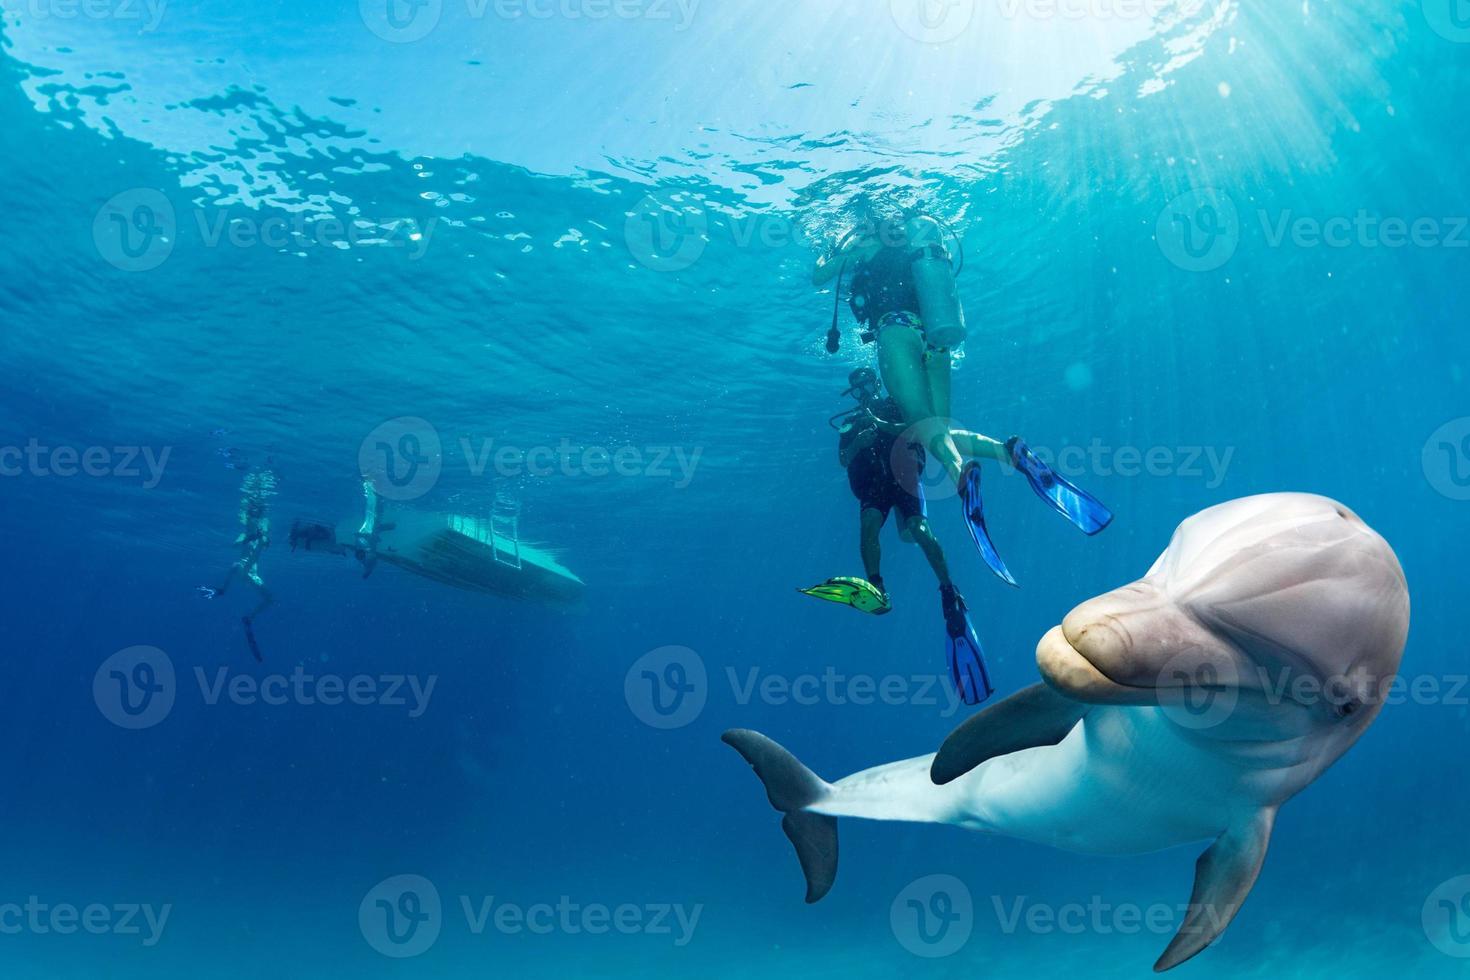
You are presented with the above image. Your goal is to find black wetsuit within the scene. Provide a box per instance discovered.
[838,397,927,526]
[848,245,922,330]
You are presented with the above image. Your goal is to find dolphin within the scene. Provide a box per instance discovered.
[723,494,1409,971]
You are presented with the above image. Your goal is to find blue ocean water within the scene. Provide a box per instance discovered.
[1,0,1468,976]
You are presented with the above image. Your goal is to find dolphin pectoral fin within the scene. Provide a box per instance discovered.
[1154,808,1277,972]
[723,730,839,903]
[930,683,1089,785]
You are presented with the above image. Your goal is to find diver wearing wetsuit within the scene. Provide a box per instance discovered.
[200,467,278,661]
[836,368,953,601]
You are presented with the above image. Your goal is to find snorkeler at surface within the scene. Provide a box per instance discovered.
[800,368,994,705]
[813,207,1113,586]
[199,467,278,661]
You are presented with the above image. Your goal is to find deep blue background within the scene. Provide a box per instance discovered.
[1,1,1467,976]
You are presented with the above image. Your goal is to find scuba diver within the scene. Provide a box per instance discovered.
[801,367,993,705]
[198,466,278,661]
[812,207,1113,587]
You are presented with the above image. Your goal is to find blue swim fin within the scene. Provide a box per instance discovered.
[242,616,263,663]
[959,462,1018,587]
[941,586,994,707]
[1007,437,1113,535]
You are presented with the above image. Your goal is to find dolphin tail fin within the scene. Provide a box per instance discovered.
[722,729,838,903]
[1154,807,1277,972]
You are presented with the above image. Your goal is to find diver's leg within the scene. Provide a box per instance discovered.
[925,351,1009,465]
[859,507,886,584]
[214,564,240,597]
[923,352,1013,468]
[247,585,274,620]
[878,327,965,485]
[242,562,273,619]
[951,429,1010,464]
[904,515,952,588]
[926,349,953,420]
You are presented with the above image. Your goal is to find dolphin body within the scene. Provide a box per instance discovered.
[724,494,1410,971]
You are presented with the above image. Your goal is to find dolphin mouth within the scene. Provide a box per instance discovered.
[1037,625,1161,704]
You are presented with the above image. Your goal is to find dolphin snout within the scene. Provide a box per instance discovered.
[1042,579,1245,704]
[1038,625,1155,705]
[1060,583,1169,689]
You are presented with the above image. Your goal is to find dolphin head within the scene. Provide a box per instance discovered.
[1038,494,1409,766]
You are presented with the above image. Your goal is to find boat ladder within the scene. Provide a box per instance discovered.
[491,496,523,569]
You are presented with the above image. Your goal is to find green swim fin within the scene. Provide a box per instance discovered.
[799,577,893,616]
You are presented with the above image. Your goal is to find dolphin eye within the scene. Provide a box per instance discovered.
[1337,699,1361,719]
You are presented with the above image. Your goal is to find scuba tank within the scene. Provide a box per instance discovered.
[908,217,968,350]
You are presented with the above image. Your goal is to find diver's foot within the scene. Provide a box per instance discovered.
[869,576,892,614]
[939,585,967,637]
[799,577,892,616]
[940,585,994,706]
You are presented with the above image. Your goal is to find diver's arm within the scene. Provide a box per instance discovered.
[837,425,877,468]
[812,233,882,286]
[866,408,910,436]
[813,248,846,286]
